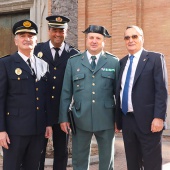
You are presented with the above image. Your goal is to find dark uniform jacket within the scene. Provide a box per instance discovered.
[0,52,51,136]
[34,41,79,125]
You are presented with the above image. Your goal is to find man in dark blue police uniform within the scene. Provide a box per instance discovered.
[0,19,52,170]
[34,15,79,170]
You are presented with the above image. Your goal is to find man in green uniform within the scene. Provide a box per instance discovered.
[59,25,120,170]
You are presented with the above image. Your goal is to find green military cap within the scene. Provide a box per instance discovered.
[83,25,111,38]
[12,19,38,35]
[46,15,70,29]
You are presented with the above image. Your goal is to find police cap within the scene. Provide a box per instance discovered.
[46,15,70,29]
[83,25,111,38]
[12,19,38,35]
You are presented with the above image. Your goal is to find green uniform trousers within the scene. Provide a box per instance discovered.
[72,127,115,170]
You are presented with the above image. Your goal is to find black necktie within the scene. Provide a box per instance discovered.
[54,48,60,63]
[91,56,96,70]
[27,58,35,76]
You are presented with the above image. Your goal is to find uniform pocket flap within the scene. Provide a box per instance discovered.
[6,108,19,116]
[101,72,114,79]
[73,74,85,81]
[104,101,115,108]
[10,74,28,80]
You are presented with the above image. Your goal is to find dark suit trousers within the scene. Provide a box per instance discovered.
[39,124,68,170]
[122,113,162,170]
[3,134,44,170]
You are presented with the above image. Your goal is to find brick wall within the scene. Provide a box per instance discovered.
[78,0,170,92]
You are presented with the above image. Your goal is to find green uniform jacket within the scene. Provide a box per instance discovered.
[59,51,120,132]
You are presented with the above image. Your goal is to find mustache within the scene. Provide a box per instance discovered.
[23,41,33,45]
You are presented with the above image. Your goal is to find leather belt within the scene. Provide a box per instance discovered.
[126,112,134,115]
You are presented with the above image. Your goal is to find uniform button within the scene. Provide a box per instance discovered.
[36,88,39,91]
[92,100,95,103]
[92,83,95,86]
[35,79,38,82]
[54,67,57,70]
[92,75,95,78]
[51,96,54,99]
[77,84,80,87]
[52,86,55,89]
[92,91,95,94]
[37,107,39,110]
[18,77,20,80]
[36,97,39,100]
[7,112,9,115]
[53,76,56,79]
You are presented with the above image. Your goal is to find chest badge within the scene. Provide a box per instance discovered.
[37,51,43,58]
[15,68,22,75]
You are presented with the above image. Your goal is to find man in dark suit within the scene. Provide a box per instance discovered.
[34,15,79,170]
[0,19,52,170]
[115,25,168,170]
[59,25,120,170]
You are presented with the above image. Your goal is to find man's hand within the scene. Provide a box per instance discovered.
[151,118,164,133]
[60,122,70,134]
[45,126,52,138]
[115,123,120,133]
[0,132,10,149]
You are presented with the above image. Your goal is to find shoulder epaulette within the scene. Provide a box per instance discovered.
[70,53,82,58]
[0,54,10,59]
[105,51,118,58]
[37,42,45,45]
[65,43,80,52]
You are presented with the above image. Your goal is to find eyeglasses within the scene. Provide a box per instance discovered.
[124,35,141,40]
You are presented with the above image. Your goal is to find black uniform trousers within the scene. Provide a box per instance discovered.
[3,134,44,170]
[39,124,68,170]
[122,112,162,170]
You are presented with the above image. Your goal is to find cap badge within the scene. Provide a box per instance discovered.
[37,52,43,58]
[15,68,22,75]
[56,17,63,22]
[23,21,32,28]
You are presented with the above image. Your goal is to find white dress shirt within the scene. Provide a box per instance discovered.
[18,51,36,74]
[49,41,65,60]
[86,50,104,64]
[120,48,143,112]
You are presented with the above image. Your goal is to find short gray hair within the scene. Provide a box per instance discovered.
[126,25,144,36]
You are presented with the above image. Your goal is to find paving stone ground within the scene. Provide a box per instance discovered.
[44,133,170,170]
[0,131,170,170]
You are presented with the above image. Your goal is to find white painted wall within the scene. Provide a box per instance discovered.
[30,0,49,42]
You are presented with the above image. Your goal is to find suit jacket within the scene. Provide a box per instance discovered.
[115,49,168,134]
[34,41,79,125]
[0,52,51,136]
[59,51,120,132]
